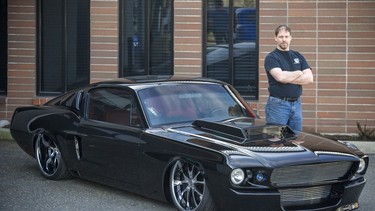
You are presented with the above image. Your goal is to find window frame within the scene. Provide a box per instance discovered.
[36,0,90,96]
[118,0,174,77]
[203,0,259,101]
[0,0,7,95]
[86,87,143,128]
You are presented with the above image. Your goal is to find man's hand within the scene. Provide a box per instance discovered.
[291,68,313,85]
[269,68,304,84]
[269,68,313,85]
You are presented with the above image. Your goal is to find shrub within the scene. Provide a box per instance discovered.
[356,121,375,141]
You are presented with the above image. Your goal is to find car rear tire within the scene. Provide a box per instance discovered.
[170,159,216,211]
[35,133,70,180]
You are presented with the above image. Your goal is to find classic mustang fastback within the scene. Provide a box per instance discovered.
[10,76,368,211]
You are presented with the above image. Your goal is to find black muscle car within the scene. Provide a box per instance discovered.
[10,76,368,211]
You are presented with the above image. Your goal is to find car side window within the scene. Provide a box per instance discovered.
[59,90,83,110]
[87,88,141,127]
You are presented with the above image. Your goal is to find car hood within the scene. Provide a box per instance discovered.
[150,118,364,167]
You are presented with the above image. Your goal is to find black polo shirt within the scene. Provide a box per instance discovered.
[264,48,311,98]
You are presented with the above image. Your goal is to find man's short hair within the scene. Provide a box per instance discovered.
[275,25,291,36]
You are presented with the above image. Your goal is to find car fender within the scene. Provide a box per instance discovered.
[11,106,80,159]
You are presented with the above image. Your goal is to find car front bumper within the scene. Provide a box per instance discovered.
[211,178,366,211]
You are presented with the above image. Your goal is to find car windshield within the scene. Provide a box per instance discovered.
[138,83,250,127]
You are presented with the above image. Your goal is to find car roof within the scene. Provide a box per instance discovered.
[90,75,226,87]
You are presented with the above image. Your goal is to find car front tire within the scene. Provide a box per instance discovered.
[170,159,216,211]
[34,133,70,180]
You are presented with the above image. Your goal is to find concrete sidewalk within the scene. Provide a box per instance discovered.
[0,127,12,141]
[1,126,374,154]
[346,141,375,155]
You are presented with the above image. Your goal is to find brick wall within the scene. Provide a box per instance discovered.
[90,0,118,83]
[174,0,202,77]
[6,0,37,119]
[4,0,375,134]
[259,0,375,133]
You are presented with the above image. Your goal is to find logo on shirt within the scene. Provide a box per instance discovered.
[294,58,300,64]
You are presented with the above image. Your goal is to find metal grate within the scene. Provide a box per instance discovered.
[245,146,305,152]
[280,185,332,207]
[271,161,353,187]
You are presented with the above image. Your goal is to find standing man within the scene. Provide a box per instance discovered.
[264,25,313,134]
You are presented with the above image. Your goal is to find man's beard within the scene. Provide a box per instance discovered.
[278,42,289,50]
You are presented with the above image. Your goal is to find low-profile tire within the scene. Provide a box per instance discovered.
[170,159,216,211]
[34,133,70,180]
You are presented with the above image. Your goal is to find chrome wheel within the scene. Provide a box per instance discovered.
[35,133,69,179]
[170,160,206,211]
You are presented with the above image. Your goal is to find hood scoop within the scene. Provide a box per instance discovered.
[192,119,296,144]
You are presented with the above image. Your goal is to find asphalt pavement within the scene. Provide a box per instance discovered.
[0,131,374,211]
[0,139,176,211]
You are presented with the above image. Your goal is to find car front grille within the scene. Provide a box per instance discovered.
[271,161,353,187]
[279,185,332,207]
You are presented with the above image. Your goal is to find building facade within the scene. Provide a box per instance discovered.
[1,0,375,134]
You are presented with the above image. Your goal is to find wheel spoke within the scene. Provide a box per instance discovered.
[45,157,53,171]
[193,187,203,199]
[191,188,200,207]
[191,166,203,207]
[40,135,51,148]
[47,148,53,157]
[194,180,205,185]
[180,162,190,180]
[192,170,201,180]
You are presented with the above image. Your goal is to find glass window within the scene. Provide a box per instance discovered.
[60,91,83,110]
[138,83,250,127]
[120,0,173,77]
[38,0,90,95]
[205,0,258,100]
[0,0,7,95]
[45,90,82,110]
[88,88,141,127]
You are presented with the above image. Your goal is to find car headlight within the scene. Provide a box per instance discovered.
[255,171,266,182]
[356,157,367,175]
[338,140,360,151]
[230,168,245,185]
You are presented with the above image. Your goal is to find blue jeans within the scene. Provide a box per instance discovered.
[265,96,302,134]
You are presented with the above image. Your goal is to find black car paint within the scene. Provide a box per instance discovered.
[10,78,367,210]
